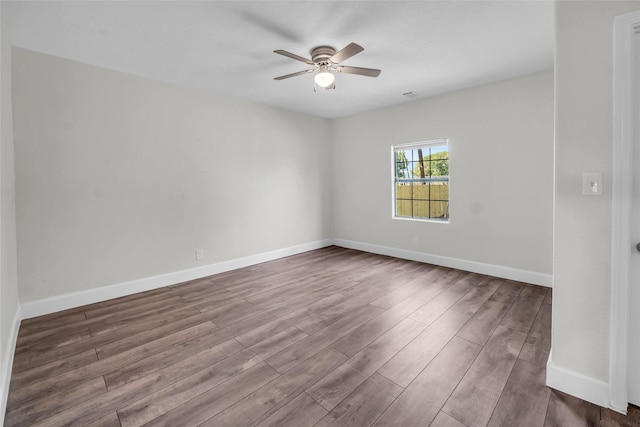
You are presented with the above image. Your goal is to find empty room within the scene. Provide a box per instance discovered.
[1,1,640,426]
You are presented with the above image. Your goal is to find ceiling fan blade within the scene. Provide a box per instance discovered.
[274,69,315,80]
[274,50,315,65]
[330,43,364,64]
[336,65,381,78]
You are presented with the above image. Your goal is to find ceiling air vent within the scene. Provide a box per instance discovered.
[402,91,421,100]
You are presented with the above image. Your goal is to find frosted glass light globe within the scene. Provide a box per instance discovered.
[314,71,335,88]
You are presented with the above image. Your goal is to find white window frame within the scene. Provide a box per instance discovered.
[391,139,450,223]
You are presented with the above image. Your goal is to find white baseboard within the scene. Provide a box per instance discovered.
[0,306,21,427]
[546,350,611,410]
[19,237,552,320]
[20,239,333,319]
[19,238,552,320]
[332,239,552,287]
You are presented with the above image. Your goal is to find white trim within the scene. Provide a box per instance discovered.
[20,239,332,319]
[392,138,449,151]
[610,9,640,414]
[546,350,611,409]
[332,238,552,287]
[0,306,21,427]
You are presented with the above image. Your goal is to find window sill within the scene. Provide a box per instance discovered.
[392,216,449,224]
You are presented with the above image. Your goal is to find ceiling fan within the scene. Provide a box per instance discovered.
[273,42,381,90]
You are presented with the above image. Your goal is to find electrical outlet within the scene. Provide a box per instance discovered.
[413,237,419,245]
[196,249,204,260]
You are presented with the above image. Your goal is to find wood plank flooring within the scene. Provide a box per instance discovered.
[4,246,640,426]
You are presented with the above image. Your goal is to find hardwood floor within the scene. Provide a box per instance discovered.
[4,246,640,426]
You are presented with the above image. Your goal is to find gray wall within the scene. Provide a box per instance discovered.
[12,49,555,304]
[331,71,554,275]
[553,0,640,383]
[11,49,555,308]
[12,48,332,302]
[0,1,19,407]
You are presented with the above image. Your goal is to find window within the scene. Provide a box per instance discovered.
[393,139,449,222]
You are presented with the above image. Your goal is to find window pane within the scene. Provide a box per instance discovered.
[430,201,449,219]
[396,199,412,217]
[412,200,430,218]
[412,182,429,200]
[395,182,411,198]
[430,145,448,156]
[395,183,412,217]
[407,161,419,179]
[430,182,449,201]
[395,152,409,179]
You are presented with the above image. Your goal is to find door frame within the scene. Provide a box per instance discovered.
[611,9,640,414]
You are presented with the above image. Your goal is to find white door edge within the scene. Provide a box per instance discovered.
[610,8,640,414]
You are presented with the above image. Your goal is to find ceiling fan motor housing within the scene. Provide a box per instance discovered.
[311,46,336,65]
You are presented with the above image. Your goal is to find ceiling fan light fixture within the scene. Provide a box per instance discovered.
[273,43,380,90]
[314,68,335,88]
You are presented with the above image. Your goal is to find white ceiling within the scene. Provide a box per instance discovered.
[4,1,555,119]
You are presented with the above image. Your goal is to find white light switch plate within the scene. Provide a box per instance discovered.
[582,173,603,196]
